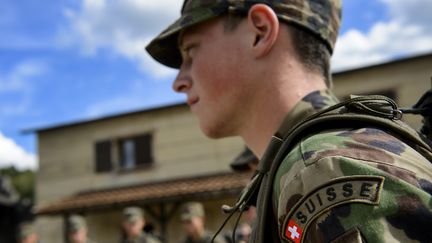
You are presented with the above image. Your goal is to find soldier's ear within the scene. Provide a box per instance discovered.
[247,4,279,57]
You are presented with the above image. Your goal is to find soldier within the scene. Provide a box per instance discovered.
[120,206,161,243]
[180,202,225,243]
[146,0,432,242]
[67,215,96,243]
[223,206,255,243]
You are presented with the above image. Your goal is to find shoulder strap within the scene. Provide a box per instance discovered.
[401,86,432,146]
[252,95,432,243]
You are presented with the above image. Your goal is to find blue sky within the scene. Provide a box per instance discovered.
[1,0,432,170]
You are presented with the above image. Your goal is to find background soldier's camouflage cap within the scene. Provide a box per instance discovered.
[180,202,205,221]
[146,0,342,68]
[123,206,144,223]
[67,215,87,233]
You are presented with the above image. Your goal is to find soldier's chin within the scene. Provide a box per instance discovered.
[200,124,235,139]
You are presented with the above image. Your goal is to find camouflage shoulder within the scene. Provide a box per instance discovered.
[274,126,432,201]
[273,127,432,242]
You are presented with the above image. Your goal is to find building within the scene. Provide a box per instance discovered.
[31,53,431,242]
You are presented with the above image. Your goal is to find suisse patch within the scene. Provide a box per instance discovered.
[282,176,384,242]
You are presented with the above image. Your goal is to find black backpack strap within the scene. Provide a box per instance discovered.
[401,87,432,147]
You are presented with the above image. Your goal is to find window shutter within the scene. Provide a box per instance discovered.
[134,134,153,166]
[95,140,112,172]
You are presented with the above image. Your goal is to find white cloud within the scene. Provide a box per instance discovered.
[0,131,37,171]
[382,0,432,27]
[0,60,46,93]
[332,0,432,71]
[0,60,47,116]
[60,0,181,77]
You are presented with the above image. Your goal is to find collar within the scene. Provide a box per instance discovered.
[275,89,339,139]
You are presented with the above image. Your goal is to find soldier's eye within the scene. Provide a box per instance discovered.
[182,43,198,59]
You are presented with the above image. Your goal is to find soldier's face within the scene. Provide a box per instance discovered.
[122,219,144,237]
[68,229,87,243]
[182,217,205,236]
[173,17,257,138]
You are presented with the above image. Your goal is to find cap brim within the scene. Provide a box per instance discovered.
[146,6,228,69]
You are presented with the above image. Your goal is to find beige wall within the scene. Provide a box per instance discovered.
[37,105,244,204]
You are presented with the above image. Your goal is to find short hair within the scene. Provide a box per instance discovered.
[222,13,332,87]
[289,24,332,87]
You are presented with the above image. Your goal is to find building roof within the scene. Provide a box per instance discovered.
[23,102,186,134]
[36,171,252,215]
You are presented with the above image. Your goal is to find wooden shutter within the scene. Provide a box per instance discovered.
[134,134,153,166]
[95,140,112,172]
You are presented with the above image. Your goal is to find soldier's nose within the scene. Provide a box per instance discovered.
[173,72,191,93]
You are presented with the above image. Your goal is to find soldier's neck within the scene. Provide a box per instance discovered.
[240,71,326,159]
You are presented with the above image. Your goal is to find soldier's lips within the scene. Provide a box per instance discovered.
[187,97,199,107]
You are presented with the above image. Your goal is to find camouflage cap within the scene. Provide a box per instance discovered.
[122,206,144,223]
[180,202,205,221]
[67,215,87,233]
[146,0,342,68]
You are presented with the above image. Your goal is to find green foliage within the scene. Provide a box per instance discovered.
[0,166,35,202]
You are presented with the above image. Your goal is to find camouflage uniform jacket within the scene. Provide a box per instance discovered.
[121,233,161,243]
[272,90,432,242]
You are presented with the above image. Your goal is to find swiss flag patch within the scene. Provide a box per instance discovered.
[285,219,302,243]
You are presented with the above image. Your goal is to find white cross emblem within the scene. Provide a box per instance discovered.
[288,225,300,239]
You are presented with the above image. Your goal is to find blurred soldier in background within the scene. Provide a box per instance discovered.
[67,215,96,243]
[180,202,225,243]
[223,206,255,243]
[120,206,161,243]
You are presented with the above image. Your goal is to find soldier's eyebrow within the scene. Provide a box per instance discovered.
[178,26,202,51]
[178,31,194,51]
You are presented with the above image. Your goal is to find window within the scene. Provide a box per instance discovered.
[121,139,135,170]
[94,133,154,173]
[118,134,153,170]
